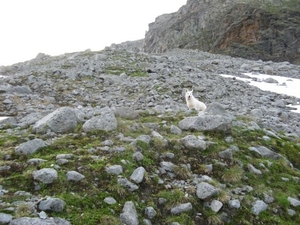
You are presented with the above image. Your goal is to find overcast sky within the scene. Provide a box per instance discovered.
[0,0,186,66]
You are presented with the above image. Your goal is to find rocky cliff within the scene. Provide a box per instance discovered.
[143,0,300,64]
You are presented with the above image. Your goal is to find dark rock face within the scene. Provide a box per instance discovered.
[143,0,300,64]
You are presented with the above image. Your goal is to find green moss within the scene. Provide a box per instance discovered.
[136,140,150,151]
[130,71,148,77]
[157,189,193,209]
[166,213,195,225]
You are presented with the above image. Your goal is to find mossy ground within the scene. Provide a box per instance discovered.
[0,111,300,225]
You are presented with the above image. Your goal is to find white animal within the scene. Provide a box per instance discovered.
[185,89,207,112]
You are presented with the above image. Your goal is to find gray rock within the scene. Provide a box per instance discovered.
[145,206,157,219]
[179,115,233,133]
[160,161,175,172]
[250,108,265,118]
[133,152,144,162]
[9,217,71,225]
[38,211,48,219]
[264,77,278,83]
[0,212,12,224]
[263,193,274,204]
[252,200,267,215]
[66,171,85,182]
[180,135,206,150]
[120,201,139,225]
[32,107,78,134]
[110,146,126,153]
[56,154,74,160]
[10,85,32,94]
[104,197,117,205]
[133,135,151,145]
[248,121,261,130]
[19,112,43,128]
[288,197,300,207]
[105,165,123,175]
[210,200,223,212]
[196,182,218,200]
[32,168,58,184]
[143,219,152,225]
[114,107,139,119]
[263,129,281,139]
[248,146,280,160]
[170,202,193,215]
[101,139,114,146]
[82,107,117,132]
[218,149,233,159]
[247,164,262,175]
[229,199,241,209]
[206,102,230,116]
[287,209,296,216]
[130,167,146,183]
[15,139,46,156]
[118,178,139,192]
[27,158,47,165]
[56,159,69,165]
[3,98,13,104]
[38,197,66,212]
[170,125,182,135]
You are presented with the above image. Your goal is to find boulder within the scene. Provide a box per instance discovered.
[196,182,219,200]
[170,203,193,215]
[145,206,157,219]
[179,115,233,133]
[32,168,58,184]
[130,167,146,184]
[0,213,12,224]
[180,135,206,150]
[38,197,66,212]
[82,107,117,132]
[252,200,268,215]
[15,139,46,156]
[120,201,139,225]
[66,171,85,182]
[32,107,78,134]
[114,107,140,119]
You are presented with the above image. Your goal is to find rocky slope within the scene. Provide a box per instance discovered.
[143,0,300,64]
[0,47,300,224]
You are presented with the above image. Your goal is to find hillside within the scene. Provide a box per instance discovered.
[143,0,300,64]
[0,47,300,224]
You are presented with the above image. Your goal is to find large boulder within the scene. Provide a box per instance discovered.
[32,107,78,134]
[179,102,234,133]
[82,107,117,132]
[178,115,233,133]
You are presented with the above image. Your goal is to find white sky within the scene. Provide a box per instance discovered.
[0,0,187,66]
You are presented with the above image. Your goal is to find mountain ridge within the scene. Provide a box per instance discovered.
[143,0,300,64]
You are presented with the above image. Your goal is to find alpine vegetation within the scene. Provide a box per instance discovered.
[0,46,300,225]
